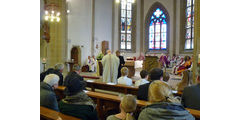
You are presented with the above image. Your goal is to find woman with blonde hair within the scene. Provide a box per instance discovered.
[176,70,192,91]
[138,81,194,120]
[107,94,137,120]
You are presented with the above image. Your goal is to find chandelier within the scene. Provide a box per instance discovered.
[44,3,60,22]
[116,0,135,3]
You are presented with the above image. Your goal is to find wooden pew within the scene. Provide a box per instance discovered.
[82,75,100,79]
[86,81,138,95]
[86,91,199,120]
[40,106,81,120]
[55,87,199,120]
[86,80,182,96]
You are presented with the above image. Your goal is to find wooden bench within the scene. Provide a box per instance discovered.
[55,87,199,120]
[82,75,100,79]
[86,81,138,95]
[40,106,81,120]
[85,80,182,96]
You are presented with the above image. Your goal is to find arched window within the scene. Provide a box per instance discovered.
[120,0,134,51]
[145,3,169,52]
[185,0,195,49]
[149,8,167,50]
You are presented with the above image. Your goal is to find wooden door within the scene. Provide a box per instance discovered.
[70,47,78,71]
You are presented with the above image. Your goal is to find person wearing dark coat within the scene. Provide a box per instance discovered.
[137,68,163,101]
[40,68,55,82]
[40,63,64,86]
[181,65,200,110]
[63,64,85,87]
[116,50,125,78]
[40,74,60,111]
[59,72,98,120]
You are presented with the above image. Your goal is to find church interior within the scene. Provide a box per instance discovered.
[40,0,200,119]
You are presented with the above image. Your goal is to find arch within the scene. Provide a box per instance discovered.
[70,46,81,66]
[145,2,170,53]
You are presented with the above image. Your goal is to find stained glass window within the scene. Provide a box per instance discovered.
[148,8,168,50]
[120,0,133,50]
[185,0,195,50]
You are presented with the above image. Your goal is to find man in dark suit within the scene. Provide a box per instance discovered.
[116,50,125,78]
[137,68,163,101]
[64,64,86,90]
[181,65,200,110]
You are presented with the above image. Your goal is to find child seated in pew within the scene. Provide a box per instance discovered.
[107,94,137,120]
[58,76,98,120]
[134,70,149,87]
[118,67,133,86]
[138,80,194,120]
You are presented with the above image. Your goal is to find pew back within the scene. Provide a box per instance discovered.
[86,81,138,95]
[40,106,81,120]
[55,86,199,120]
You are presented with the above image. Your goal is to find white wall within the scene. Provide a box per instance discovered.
[67,0,93,65]
[66,0,189,64]
[94,0,113,57]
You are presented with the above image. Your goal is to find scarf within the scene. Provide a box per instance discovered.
[62,91,96,109]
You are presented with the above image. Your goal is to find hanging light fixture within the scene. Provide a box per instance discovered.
[116,0,134,4]
[44,3,61,22]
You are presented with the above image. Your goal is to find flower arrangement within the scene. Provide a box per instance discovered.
[97,52,104,60]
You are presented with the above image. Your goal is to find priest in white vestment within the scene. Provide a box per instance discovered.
[102,50,120,83]
[86,56,95,72]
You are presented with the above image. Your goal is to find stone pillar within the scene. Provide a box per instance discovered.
[40,0,67,69]
[192,0,200,84]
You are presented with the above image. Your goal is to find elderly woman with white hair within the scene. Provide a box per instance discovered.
[40,74,60,111]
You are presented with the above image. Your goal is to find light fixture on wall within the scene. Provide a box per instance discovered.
[67,10,70,14]
[44,3,61,22]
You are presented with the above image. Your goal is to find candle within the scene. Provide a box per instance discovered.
[42,58,46,63]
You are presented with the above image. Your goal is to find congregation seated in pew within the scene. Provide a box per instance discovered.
[54,85,200,119]
[64,64,86,90]
[138,80,195,120]
[137,68,164,101]
[117,67,133,86]
[59,75,98,120]
[40,63,64,86]
[181,65,200,110]
[134,70,149,87]
[107,94,137,120]
[176,70,192,91]
[40,74,60,111]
